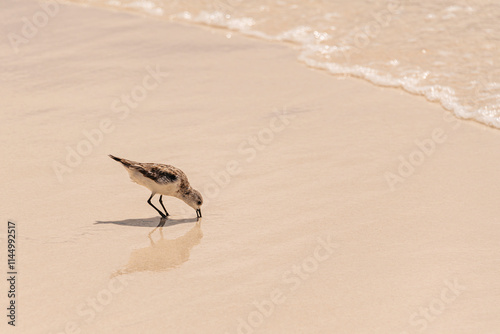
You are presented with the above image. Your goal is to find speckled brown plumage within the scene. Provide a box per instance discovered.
[109,154,203,218]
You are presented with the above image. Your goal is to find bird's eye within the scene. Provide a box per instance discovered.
[197,201,202,205]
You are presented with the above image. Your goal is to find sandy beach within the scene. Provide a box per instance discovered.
[1,0,499,333]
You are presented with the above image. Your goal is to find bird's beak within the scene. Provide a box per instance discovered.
[196,208,202,218]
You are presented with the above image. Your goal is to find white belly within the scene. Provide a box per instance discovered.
[127,169,180,196]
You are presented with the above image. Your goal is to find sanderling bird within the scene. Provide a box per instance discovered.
[109,155,203,218]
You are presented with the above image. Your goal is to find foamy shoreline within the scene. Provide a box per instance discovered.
[62,0,500,129]
[1,0,500,333]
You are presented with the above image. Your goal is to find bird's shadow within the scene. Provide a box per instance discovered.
[95,216,197,228]
[111,218,203,277]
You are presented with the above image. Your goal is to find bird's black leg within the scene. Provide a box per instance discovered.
[159,195,170,216]
[147,194,165,218]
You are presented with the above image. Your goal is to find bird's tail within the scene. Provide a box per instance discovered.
[109,154,133,167]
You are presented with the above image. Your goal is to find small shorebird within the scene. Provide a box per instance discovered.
[109,155,203,218]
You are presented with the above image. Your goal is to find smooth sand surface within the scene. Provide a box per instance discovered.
[1,1,499,333]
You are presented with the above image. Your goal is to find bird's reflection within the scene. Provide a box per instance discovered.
[112,218,203,276]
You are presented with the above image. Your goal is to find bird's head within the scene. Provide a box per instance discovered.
[183,188,203,218]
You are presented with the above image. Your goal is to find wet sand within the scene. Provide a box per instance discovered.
[1,1,499,333]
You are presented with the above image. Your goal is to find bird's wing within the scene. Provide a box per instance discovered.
[130,163,179,184]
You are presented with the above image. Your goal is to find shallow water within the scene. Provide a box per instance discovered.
[70,0,500,127]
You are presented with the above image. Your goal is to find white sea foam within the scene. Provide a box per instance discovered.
[68,0,500,128]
